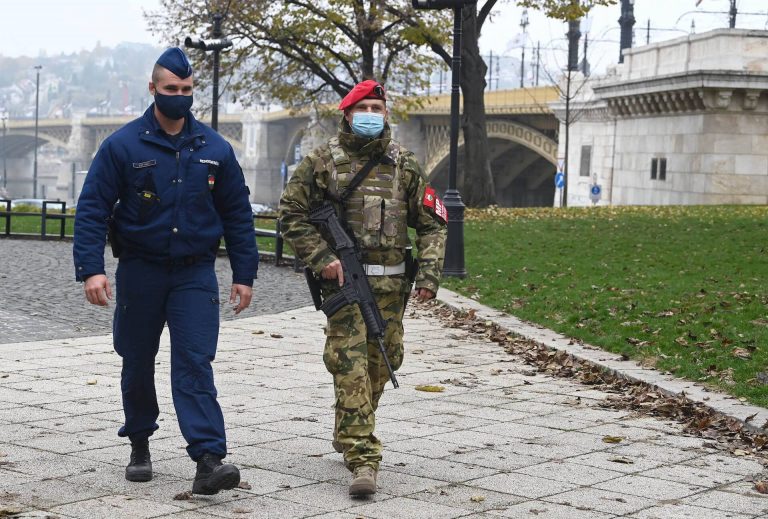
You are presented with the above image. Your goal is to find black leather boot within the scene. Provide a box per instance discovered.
[191,453,240,495]
[125,439,152,482]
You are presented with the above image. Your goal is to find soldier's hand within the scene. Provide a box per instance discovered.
[230,284,253,315]
[415,288,435,302]
[321,259,344,286]
[84,274,112,306]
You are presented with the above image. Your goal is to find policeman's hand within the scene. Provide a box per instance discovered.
[321,259,344,287]
[230,284,253,315]
[84,274,112,306]
[414,288,435,302]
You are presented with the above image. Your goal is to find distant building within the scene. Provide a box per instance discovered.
[554,29,768,206]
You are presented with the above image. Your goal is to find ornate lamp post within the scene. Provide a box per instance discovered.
[412,0,476,278]
[619,0,635,63]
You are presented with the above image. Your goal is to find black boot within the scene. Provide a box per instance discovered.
[125,439,152,482]
[192,453,240,495]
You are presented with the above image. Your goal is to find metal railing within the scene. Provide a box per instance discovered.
[0,199,69,239]
[0,199,289,265]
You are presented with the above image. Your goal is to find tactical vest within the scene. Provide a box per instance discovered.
[324,137,409,254]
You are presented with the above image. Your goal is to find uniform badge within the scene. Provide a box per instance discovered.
[208,174,215,190]
[422,186,447,223]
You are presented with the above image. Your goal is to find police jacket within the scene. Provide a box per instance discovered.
[73,105,258,286]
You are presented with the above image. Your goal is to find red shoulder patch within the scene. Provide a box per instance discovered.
[423,186,447,223]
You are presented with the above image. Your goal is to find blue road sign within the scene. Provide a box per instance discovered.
[590,184,602,204]
[554,172,565,189]
[590,184,601,196]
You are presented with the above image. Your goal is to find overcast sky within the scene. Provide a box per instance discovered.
[1,0,767,76]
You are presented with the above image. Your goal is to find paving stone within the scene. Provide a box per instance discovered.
[471,472,580,500]
[348,495,468,519]
[48,494,183,518]
[594,474,707,501]
[408,483,527,514]
[493,499,617,518]
[682,453,766,476]
[686,489,768,515]
[546,487,656,515]
[515,460,624,486]
[627,502,755,519]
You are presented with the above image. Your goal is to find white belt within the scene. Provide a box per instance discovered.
[363,262,406,276]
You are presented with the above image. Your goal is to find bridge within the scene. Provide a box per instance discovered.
[0,87,560,207]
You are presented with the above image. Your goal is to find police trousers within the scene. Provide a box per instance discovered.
[113,256,226,461]
[323,282,407,471]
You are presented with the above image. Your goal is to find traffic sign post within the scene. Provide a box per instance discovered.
[554,172,565,189]
[590,184,602,205]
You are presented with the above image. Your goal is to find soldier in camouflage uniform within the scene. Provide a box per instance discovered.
[278,80,447,496]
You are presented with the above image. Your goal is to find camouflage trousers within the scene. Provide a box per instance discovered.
[322,279,407,472]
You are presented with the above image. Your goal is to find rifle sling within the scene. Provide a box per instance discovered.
[337,154,393,204]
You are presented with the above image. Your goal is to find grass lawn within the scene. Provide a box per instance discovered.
[2,210,284,255]
[441,205,768,407]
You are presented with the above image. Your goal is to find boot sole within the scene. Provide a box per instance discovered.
[349,481,376,496]
[125,468,153,482]
[192,465,240,495]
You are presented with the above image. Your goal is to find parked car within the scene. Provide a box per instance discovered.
[250,203,273,215]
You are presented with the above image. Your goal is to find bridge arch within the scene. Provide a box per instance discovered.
[424,119,557,177]
[3,130,70,156]
[426,119,558,207]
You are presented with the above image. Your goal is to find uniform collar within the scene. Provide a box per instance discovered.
[337,117,391,157]
[139,105,205,149]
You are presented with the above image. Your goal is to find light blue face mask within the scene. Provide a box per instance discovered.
[350,112,385,138]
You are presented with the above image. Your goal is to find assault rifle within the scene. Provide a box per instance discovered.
[305,201,399,389]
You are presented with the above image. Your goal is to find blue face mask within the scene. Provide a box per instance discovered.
[350,112,385,138]
[154,92,193,120]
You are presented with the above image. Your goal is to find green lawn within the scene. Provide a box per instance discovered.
[3,209,286,256]
[442,206,768,407]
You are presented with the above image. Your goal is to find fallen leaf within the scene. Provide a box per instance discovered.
[232,508,252,514]
[237,481,252,490]
[608,457,634,464]
[754,481,768,494]
[86,379,97,385]
[470,495,486,502]
[0,508,23,517]
[173,491,193,500]
[252,330,264,334]
[270,333,284,339]
[732,348,752,359]
[602,436,624,444]
[412,349,424,354]
[415,385,445,393]
[490,368,502,376]
[733,449,749,456]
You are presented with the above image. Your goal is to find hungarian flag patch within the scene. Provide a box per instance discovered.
[423,186,447,223]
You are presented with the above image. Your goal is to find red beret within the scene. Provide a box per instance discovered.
[338,80,387,111]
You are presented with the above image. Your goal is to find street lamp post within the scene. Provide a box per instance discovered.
[185,13,233,131]
[412,0,475,278]
[619,0,635,63]
[729,0,737,28]
[33,65,42,199]
[520,9,529,88]
[1,110,7,190]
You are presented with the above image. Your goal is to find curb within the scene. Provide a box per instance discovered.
[436,288,768,435]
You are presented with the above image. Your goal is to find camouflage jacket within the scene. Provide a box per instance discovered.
[279,119,447,294]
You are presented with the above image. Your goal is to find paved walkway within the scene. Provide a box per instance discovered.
[1,295,768,517]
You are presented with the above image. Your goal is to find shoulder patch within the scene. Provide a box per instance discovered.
[423,186,447,223]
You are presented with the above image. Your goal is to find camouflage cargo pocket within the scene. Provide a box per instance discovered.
[381,198,408,248]
[360,195,384,248]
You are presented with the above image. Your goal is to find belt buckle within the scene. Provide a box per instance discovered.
[368,264,385,276]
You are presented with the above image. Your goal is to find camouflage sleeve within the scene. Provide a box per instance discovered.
[278,155,337,275]
[403,151,447,294]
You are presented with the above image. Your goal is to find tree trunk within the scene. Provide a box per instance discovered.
[459,5,496,207]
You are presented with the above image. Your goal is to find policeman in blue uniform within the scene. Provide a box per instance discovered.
[73,48,258,495]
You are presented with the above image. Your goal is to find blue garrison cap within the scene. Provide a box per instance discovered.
[156,47,192,79]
